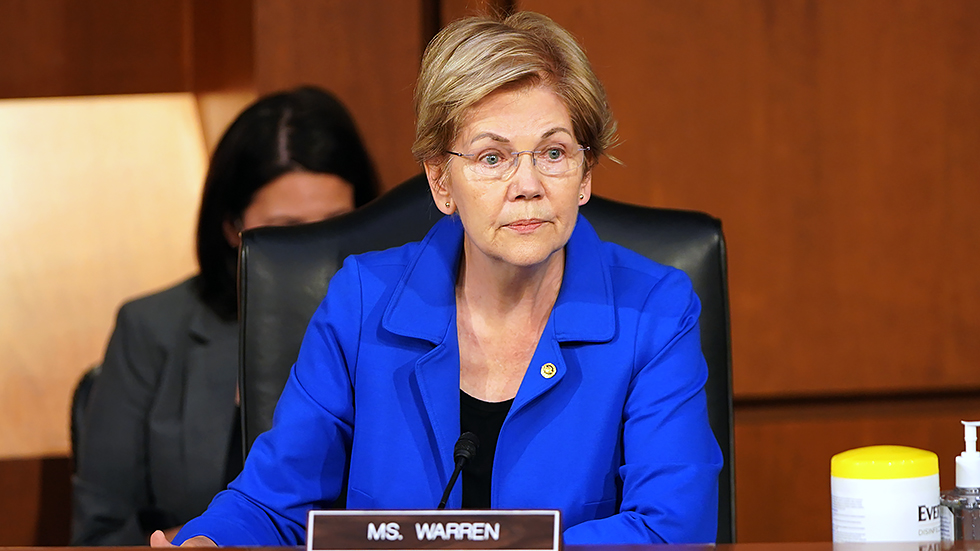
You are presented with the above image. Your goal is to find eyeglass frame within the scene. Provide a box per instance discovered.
[445,145,591,180]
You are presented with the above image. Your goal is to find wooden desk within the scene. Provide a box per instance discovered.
[569,544,980,551]
[4,544,980,551]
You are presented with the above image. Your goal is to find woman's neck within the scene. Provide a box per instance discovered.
[454,241,566,401]
[455,240,565,322]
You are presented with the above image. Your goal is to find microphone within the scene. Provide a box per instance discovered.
[437,432,480,509]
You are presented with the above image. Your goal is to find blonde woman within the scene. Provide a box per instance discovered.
[160,12,721,547]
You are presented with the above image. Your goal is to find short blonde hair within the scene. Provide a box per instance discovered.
[412,11,616,167]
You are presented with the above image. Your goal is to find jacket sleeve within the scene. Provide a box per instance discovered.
[174,257,364,546]
[563,269,724,544]
[71,303,162,545]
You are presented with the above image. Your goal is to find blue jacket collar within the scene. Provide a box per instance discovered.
[382,213,615,344]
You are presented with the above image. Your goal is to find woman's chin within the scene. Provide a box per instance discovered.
[490,242,565,270]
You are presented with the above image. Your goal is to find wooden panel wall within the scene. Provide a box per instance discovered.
[0,0,193,98]
[189,0,258,152]
[0,457,72,545]
[2,0,980,545]
[250,0,427,189]
[736,394,980,541]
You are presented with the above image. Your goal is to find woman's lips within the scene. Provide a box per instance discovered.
[505,219,546,233]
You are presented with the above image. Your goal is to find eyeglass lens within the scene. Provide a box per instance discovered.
[462,147,587,179]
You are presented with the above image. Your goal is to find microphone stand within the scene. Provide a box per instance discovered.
[438,432,480,509]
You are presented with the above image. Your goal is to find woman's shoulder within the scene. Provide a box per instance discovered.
[114,275,207,338]
[340,236,435,293]
[596,241,698,316]
[119,274,200,312]
[348,240,422,268]
[571,215,691,294]
[599,241,690,286]
[345,215,458,274]
[98,275,214,393]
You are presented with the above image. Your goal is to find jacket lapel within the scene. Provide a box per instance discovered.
[551,215,616,344]
[511,215,616,415]
[412,327,462,506]
[509,318,565,416]
[383,216,464,501]
[182,302,239,498]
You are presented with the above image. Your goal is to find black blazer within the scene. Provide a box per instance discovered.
[71,276,239,545]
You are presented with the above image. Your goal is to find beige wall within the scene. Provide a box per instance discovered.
[0,94,206,459]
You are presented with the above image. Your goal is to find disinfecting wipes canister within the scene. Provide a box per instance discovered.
[832,445,941,542]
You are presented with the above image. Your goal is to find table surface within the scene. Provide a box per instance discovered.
[3,543,979,551]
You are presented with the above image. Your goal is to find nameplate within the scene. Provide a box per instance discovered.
[307,509,560,551]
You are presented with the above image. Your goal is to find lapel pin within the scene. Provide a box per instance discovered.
[540,363,557,379]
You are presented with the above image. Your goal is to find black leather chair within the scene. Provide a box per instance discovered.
[70,364,102,472]
[238,173,735,543]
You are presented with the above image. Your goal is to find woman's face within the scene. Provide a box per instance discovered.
[223,171,355,246]
[426,84,592,270]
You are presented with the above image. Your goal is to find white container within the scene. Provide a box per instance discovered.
[831,445,941,542]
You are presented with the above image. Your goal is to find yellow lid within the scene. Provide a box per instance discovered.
[831,445,938,479]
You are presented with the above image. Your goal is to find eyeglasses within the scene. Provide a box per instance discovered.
[446,144,590,181]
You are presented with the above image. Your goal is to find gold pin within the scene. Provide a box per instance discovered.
[540,363,557,378]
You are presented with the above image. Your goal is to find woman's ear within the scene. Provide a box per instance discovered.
[578,169,593,206]
[222,218,242,247]
[424,160,454,215]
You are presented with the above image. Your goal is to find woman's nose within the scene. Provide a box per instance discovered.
[508,152,544,200]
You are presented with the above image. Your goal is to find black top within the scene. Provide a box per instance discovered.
[460,390,513,509]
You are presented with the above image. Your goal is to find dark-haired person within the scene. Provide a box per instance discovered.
[71,86,379,546]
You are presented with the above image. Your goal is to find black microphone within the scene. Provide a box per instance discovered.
[437,432,480,509]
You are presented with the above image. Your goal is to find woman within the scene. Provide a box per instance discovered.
[72,86,379,545]
[164,12,722,547]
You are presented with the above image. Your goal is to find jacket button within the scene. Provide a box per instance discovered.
[540,363,557,378]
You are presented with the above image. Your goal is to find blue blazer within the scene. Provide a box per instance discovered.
[176,214,723,545]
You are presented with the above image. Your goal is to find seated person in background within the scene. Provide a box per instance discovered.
[160,11,722,548]
[71,86,380,546]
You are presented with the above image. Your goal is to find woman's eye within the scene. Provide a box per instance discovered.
[479,152,503,166]
[544,147,565,160]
